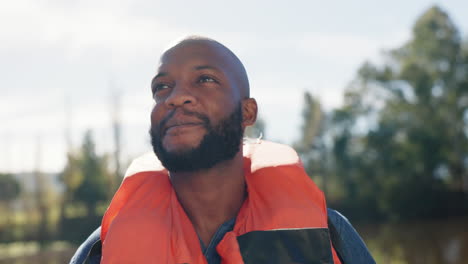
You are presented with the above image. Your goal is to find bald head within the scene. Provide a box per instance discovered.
[161,36,250,99]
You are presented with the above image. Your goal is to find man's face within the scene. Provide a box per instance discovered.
[149,41,245,172]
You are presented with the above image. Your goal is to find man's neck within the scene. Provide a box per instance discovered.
[169,151,246,246]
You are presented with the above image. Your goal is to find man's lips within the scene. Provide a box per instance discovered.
[159,109,209,136]
[163,122,205,135]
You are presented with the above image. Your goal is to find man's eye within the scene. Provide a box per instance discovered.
[198,76,217,83]
[153,83,170,93]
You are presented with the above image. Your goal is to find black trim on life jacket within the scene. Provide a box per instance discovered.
[237,228,333,264]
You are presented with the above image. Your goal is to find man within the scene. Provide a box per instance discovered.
[71,36,375,264]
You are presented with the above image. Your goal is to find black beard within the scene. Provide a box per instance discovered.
[149,103,243,172]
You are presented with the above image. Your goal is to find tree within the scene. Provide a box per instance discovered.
[295,92,324,152]
[299,6,468,220]
[0,173,21,205]
[73,131,112,218]
[360,6,468,219]
[59,130,112,243]
[0,173,21,241]
[294,92,330,193]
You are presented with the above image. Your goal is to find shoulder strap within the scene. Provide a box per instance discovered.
[327,208,376,264]
[84,240,102,264]
[69,227,102,264]
[328,210,345,263]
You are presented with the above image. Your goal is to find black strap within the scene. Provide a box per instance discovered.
[328,217,345,263]
[84,240,102,264]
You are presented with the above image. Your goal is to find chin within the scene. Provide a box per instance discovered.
[162,136,203,154]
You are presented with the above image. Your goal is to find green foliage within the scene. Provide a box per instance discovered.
[0,174,20,203]
[0,173,22,242]
[295,92,324,152]
[297,5,468,221]
[73,132,112,211]
[59,130,112,243]
[60,131,112,216]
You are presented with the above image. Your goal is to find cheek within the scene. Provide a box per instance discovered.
[204,95,235,116]
[150,104,164,127]
[215,101,237,122]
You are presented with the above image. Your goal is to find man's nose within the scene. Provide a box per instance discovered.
[164,83,197,108]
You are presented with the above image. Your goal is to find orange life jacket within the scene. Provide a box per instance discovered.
[101,140,342,264]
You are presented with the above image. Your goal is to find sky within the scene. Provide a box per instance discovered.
[1,0,468,173]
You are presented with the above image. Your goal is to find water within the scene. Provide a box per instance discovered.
[0,248,75,264]
[358,217,468,264]
[2,217,467,264]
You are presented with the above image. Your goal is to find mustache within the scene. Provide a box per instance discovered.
[157,108,210,134]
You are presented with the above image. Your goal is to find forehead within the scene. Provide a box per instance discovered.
[159,41,235,71]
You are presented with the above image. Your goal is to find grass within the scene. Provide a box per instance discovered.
[0,241,75,259]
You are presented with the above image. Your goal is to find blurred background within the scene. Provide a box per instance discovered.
[1,0,468,263]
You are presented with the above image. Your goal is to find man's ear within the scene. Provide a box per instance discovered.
[241,98,258,128]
